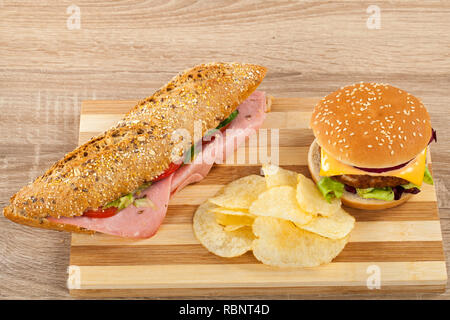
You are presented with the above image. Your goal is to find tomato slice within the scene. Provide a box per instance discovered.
[152,162,182,182]
[83,207,118,218]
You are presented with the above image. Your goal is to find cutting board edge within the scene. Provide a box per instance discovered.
[69,283,447,298]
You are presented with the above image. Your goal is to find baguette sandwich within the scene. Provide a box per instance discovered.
[4,62,269,238]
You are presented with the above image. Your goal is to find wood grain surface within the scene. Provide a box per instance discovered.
[68,97,446,297]
[0,0,449,299]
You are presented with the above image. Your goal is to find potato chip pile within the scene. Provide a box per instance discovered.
[193,165,355,267]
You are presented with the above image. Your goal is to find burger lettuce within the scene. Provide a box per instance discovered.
[423,166,434,185]
[317,177,345,203]
[356,187,394,201]
[316,165,433,202]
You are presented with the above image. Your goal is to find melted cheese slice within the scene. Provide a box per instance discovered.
[320,148,427,186]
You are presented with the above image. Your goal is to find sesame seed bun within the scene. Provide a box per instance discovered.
[308,139,414,210]
[310,83,432,168]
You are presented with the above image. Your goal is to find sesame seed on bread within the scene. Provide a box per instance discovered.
[310,83,432,168]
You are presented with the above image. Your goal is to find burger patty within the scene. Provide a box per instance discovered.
[331,175,410,189]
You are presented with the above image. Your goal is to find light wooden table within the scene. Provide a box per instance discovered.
[0,0,449,299]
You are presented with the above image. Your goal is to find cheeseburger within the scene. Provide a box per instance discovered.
[308,83,436,210]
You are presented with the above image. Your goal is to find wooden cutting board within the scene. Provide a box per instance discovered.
[68,97,447,297]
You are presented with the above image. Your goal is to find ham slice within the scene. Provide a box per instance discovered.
[50,91,267,238]
[170,136,217,195]
[217,90,268,162]
[49,175,173,238]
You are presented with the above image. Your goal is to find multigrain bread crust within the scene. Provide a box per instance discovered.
[4,62,267,233]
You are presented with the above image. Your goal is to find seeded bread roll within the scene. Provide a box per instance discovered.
[4,62,267,232]
[310,83,432,168]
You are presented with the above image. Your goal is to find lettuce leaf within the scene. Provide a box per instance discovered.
[356,187,394,201]
[400,182,420,190]
[103,182,154,211]
[104,193,134,210]
[317,177,345,203]
[423,166,434,185]
[216,110,239,130]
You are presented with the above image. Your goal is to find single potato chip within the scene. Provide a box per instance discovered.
[296,174,340,217]
[211,207,251,216]
[193,202,254,257]
[249,186,313,226]
[296,208,355,239]
[215,212,255,228]
[208,175,266,210]
[223,225,247,232]
[262,164,298,188]
[252,216,349,267]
